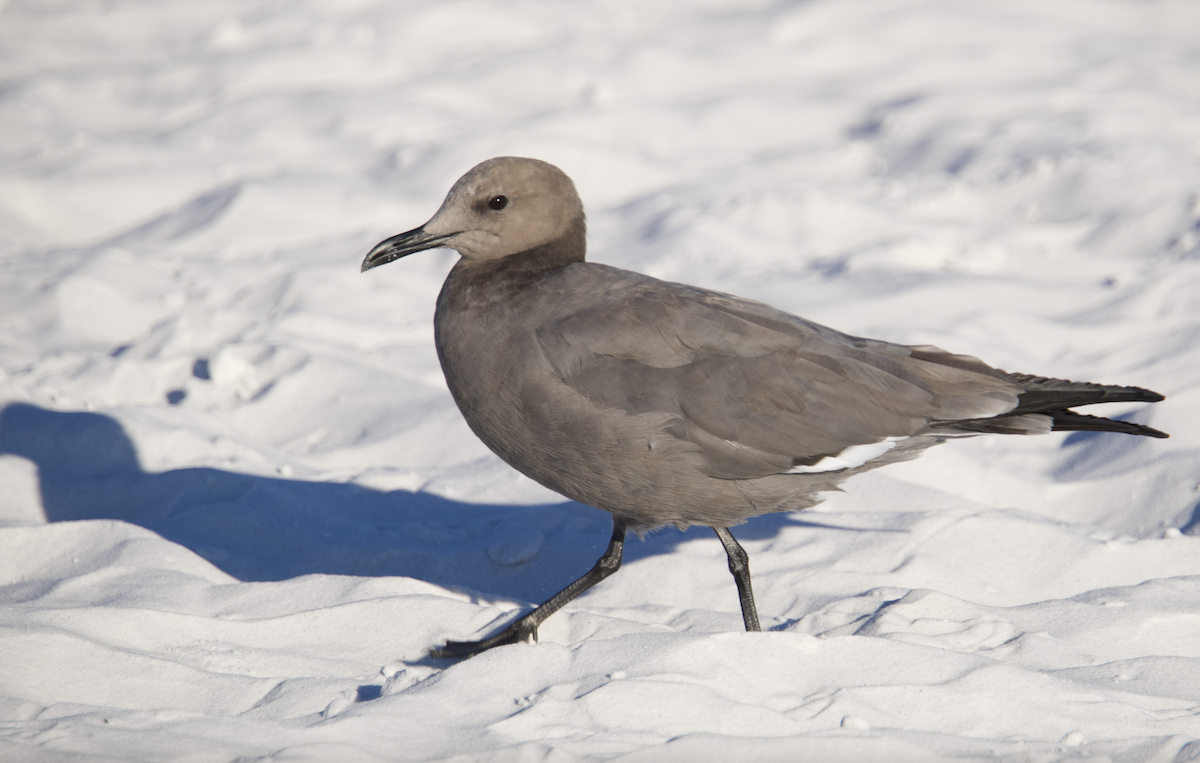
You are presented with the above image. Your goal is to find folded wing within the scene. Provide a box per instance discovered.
[537,267,1023,480]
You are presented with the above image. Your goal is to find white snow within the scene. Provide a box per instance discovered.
[2,1,1199,760]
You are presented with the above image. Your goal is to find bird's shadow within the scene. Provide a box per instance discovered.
[0,403,821,603]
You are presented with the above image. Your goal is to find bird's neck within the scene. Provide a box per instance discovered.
[432,219,587,449]
[491,215,588,275]
[438,216,586,310]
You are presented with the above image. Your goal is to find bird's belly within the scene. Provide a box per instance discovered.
[444,355,824,528]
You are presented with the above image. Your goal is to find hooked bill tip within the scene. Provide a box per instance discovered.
[360,243,396,272]
[361,228,456,273]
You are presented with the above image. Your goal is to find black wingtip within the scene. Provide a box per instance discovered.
[1010,373,1165,406]
[1050,410,1169,438]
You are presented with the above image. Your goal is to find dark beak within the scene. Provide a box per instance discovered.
[361,227,458,272]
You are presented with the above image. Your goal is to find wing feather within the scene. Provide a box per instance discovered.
[536,267,1021,479]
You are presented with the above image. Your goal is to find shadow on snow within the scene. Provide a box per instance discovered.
[0,402,832,605]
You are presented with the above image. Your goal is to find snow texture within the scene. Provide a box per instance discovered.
[2,1,1199,760]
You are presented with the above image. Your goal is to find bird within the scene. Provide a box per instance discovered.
[361,156,1168,659]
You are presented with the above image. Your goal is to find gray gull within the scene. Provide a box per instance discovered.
[361,156,1168,659]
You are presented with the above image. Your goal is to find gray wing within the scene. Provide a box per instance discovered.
[537,266,1022,480]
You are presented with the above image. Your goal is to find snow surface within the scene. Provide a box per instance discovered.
[2,1,1199,760]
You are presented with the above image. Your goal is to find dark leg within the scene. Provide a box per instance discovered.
[713,526,761,632]
[431,518,628,659]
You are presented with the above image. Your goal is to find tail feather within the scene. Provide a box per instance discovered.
[933,372,1168,438]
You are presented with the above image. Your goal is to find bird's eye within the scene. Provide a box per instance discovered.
[488,195,508,211]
